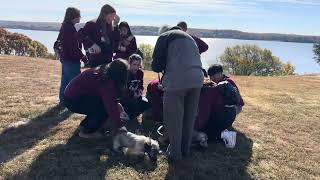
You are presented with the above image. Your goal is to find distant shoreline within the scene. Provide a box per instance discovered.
[1,20,320,44]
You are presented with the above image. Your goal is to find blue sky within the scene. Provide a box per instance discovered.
[0,0,319,35]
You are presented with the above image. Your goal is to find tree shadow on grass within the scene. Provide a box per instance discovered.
[165,130,253,180]
[9,129,158,180]
[0,105,72,163]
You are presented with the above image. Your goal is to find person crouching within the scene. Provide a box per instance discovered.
[64,59,129,138]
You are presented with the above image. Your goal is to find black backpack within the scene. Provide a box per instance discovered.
[216,80,241,106]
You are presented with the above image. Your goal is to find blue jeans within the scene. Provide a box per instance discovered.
[59,62,81,103]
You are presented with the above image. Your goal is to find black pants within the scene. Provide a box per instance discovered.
[204,107,237,140]
[64,96,108,133]
[120,97,150,120]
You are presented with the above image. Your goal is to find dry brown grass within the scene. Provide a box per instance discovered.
[0,55,319,180]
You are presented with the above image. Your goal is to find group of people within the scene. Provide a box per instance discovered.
[55,4,244,162]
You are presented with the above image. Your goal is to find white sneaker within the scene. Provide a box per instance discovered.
[221,130,237,148]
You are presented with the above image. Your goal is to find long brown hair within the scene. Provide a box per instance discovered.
[97,4,116,24]
[119,21,133,37]
[63,7,80,24]
[96,4,116,44]
[95,59,129,91]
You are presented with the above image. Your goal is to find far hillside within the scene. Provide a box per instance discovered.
[1,20,320,43]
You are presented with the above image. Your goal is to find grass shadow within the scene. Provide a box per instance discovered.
[9,129,157,180]
[141,113,254,179]
[165,130,253,180]
[0,105,72,163]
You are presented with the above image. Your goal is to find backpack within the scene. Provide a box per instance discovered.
[216,80,241,106]
[53,40,63,59]
[53,26,64,59]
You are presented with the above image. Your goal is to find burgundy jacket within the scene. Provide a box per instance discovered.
[64,68,124,128]
[146,79,164,122]
[191,35,209,54]
[78,20,120,66]
[195,75,244,130]
[114,36,138,60]
[58,23,85,63]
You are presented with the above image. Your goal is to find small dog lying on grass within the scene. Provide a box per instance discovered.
[157,125,208,148]
[192,130,208,148]
[113,129,160,162]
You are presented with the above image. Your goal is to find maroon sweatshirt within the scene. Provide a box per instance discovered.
[64,68,124,128]
[191,35,209,54]
[114,36,138,60]
[125,69,144,98]
[78,20,120,66]
[58,23,86,63]
[146,79,164,122]
[195,75,244,130]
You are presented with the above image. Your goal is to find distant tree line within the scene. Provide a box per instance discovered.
[1,20,320,43]
[220,45,295,76]
[0,28,54,59]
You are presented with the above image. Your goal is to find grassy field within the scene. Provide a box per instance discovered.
[0,55,319,180]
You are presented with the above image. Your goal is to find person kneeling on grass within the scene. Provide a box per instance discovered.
[120,54,150,121]
[147,65,244,148]
[195,64,245,148]
[64,59,129,138]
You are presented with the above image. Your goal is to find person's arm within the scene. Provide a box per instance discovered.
[191,35,208,54]
[138,70,144,91]
[226,78,244,106]
[125,37,138,55]
[152,35,168,73]
[100,82,125,128]
[111,26,121,52]
[77,22,96,49]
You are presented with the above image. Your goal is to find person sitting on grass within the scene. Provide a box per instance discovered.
[114,21,138,60]
[64,59,129,139]
[195,64,244,148]
[146,64,244,148]
[120,54,150,121]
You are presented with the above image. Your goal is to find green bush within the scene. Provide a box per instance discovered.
[220,44,295,76]
[0,28,52,59]
[138,43,154,70]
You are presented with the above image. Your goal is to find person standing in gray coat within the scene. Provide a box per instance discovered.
[152,25,204,162]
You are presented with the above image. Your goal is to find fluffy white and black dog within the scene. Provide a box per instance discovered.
[191,130,208,148]
[113,129,160,162]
